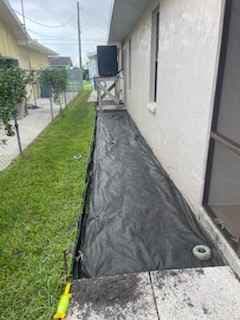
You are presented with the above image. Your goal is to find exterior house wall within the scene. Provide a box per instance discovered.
[29,49,48,99]
[0,18,51,101]
[0,18,49,70]
[0,18,25,67]
[122,0,224,215]
[19,47,50,100]
[28,49,49,70]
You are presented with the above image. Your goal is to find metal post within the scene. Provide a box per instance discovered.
[32,80,38,107]
[59,97,63,114]
[21,0,38,108]
[64,91,67,107]
[20,0,26,30]
[49,87,54,121]
[77,1,82,69]
[14,116,23,155]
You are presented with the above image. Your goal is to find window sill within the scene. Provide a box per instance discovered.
[147,102,157,115]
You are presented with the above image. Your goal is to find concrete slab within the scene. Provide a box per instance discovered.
[97,104,126,111]
[88,90,126,111]
[151,266,240,320]
[68,272,158,320]
[88,90,97,103]
[0,92,77,171]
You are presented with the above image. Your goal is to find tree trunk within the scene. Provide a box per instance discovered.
[14,115,23,155]
[32,83,38,107]
[59,97,63,114]
[64,91,67,107]
[49,88,54,121]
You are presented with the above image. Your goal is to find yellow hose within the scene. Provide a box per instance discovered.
[54,283,72,320]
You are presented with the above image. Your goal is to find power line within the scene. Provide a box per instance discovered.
[31,38,106,42]
[36,41,106,44]
[27,28,106,42]
[39,43,97,46]
[14,9,74,28]
[27,28,57,38]
[28,29,105,41]
[28,28,106,44]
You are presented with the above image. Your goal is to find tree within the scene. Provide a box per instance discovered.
[83,68,89,81]
[40,67,68,118]
[0,62,31,154]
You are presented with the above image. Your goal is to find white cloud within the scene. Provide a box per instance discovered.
[9,0,113,66]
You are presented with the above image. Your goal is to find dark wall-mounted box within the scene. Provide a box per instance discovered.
[97,46,118,77]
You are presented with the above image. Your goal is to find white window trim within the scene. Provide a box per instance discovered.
[128,39,132,90]
[149,6,160,106]
[147,102,157,114]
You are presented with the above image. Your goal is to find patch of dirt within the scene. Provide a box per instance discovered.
[71,274,144,319]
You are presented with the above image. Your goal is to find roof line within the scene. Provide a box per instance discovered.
[107,0,116,44]
[0,0,58,56]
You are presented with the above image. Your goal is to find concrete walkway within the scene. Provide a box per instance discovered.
[88,90,97,103]
[68,109,240,319]
[68,266,240,320]
[0,93,77,171]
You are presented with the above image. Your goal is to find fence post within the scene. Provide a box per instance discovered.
[49,87,54,121]
[64,91,67,107]
[14,115,23,155]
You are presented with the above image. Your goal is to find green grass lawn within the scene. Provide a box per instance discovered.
[0,88,95,320]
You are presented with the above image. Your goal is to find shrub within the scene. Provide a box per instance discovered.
[40,67,68,104]
[0,64,30,133]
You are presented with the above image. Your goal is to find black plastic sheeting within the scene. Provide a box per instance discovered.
[74,111,223,279]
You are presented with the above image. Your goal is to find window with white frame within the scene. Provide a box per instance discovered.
[150,7,160,102]
[128,39,132,90]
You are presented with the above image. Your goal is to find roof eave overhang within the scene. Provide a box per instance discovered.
[0,0,27,41]
[0,0,57,56]
[108,0,149,44]
[19,40,58,56]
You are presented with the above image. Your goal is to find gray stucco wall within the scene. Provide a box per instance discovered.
[122,0,225,215]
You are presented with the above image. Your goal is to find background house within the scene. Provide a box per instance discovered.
[0,0,57,103]
[108,0,240,273]
[48,56,83,95]
[48,56,73,68]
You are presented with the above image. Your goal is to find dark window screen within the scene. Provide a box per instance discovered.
[97,46,118,77]
[215,2,240,145]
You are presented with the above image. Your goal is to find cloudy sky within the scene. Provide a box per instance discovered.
[9,0,113,66]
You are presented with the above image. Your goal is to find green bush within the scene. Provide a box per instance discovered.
[40,67,68,104]
[0,56,18,69]
[0,65,30,134]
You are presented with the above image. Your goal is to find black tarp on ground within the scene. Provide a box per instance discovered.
[77,111,223,278]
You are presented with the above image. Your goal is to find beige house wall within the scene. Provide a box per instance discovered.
[0,18,49,69]
[24,48,49,70]
[0,18,24,66]
[119,0,240,277]
[121,0,225,218]
[0,17,50,100]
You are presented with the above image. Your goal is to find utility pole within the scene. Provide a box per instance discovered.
[77,1,82,69]
[20,0,26,30]
[20,0,38,108]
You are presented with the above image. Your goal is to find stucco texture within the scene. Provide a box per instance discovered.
[0,17,49,70]
[123,0,224,213]
[0,18,22,62]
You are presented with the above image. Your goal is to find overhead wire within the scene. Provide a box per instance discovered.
[14,2,108,63]
[27,28,106,43]
[14,9,74,28]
